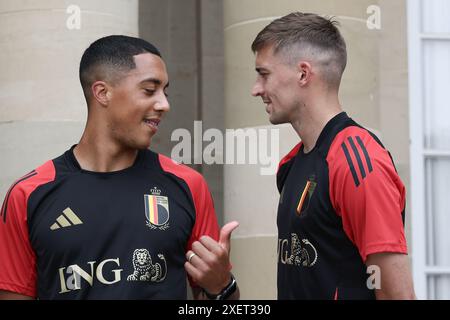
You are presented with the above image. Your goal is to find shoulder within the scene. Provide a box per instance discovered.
[1,160,56,222]
[276,142,302,192]
[156,153,216,221]
[326,125,399,188]
[327,125,387,166]
[278,142,302,172]
[6,160,56,199]
[157,153,207,189]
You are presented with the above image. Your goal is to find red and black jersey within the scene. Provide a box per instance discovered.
[276,112,407,300]
[0,146,219,299]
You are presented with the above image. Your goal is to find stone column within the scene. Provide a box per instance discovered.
[0,0,138,196]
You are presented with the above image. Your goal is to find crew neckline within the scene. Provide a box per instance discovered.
[300,111,348,156]
[65,145,145,176]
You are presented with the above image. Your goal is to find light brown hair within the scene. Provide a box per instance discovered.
[252,12,347,89]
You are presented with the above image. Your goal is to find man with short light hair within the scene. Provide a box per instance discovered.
[251,12,415,300]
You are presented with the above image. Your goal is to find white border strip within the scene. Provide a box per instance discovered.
[407,0,427,300]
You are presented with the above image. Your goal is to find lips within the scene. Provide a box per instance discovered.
[143,118,160,131]
[263,100,272,114]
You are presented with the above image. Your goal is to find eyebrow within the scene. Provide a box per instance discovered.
[140,78,169,88]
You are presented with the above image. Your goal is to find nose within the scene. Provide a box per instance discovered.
[154,93,170,113]
[251,81,263,97]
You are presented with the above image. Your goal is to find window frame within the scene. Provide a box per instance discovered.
[407,0,450,300]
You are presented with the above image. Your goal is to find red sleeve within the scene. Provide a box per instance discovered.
[327,127,408,262]
[0,160,55,297]
[277,142,302,174]
[158,155,220,287]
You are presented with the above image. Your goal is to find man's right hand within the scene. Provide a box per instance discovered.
[185,221,239,296]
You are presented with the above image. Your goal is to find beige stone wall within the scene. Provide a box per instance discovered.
[139,0,225,224]
[224,0,410,299]
[0,0,138,198]
[377,0,411,245]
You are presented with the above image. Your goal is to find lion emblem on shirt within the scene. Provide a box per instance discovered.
[127,249,167,282]
[286,233,318,267]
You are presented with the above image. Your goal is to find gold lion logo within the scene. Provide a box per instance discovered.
[286,234,318,267]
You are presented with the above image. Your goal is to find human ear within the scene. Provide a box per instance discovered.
[297,61,312,86]
[91,81,111,106]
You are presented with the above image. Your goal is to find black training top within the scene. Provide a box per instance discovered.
[277,112,407,300]
[0,146,219,299]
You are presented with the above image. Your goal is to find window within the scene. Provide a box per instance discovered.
[408,0,450,299]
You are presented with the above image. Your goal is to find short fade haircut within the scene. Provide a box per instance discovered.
[79,35,162,103]
[251,12,347,89]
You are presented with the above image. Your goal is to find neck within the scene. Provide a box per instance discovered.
[74,120,139,172]
[291,93,342,153]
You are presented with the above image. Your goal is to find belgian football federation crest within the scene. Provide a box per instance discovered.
[144,187,170,230]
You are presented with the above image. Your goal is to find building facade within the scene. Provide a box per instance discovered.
[0,0,449,299]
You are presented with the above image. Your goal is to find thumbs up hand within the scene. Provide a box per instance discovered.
[218,221,239,254]
[185,221,239,295]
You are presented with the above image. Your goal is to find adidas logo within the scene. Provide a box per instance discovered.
[50,207,83,230]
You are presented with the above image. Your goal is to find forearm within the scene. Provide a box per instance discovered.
[374,271,416,300]
[366,253,416,300]
[0,290,34,300]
